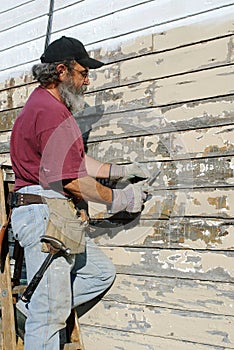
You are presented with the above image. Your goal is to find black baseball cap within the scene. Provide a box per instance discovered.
[40,36,104,69]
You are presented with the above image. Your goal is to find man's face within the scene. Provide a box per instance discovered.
[70,62,90,89]
[58,63,90,113]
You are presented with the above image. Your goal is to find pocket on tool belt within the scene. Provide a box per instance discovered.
[43,198,86,254]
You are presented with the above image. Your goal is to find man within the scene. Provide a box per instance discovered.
[10,36,149,349]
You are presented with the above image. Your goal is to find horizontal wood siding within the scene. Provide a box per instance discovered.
[0,1,234,349]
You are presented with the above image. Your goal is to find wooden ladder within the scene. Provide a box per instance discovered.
[0,166,85,350]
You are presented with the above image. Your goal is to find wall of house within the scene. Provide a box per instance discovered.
[0,1,234,349]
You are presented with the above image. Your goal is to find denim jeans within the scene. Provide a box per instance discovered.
[11,186,116,350]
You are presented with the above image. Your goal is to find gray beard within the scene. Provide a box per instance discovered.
[58,79,87,114]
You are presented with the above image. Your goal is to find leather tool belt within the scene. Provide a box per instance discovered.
[8,192,86,254]
[8,192,44,208]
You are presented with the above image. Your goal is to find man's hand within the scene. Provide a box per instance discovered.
[110,162,150,180]
[110,181,147,213]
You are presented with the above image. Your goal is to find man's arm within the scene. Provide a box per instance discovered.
[85,155,151,181]
[63,175,147,214]
[63,175,112,204]
[85,155,110,179]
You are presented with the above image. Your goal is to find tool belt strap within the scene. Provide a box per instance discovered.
[8,192,44,208]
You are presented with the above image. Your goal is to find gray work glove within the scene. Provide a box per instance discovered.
[110,181,148,213]
[110,162,150,180]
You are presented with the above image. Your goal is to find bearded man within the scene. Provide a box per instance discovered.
[10,36,150,350]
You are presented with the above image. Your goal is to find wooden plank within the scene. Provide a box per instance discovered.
[0,65,36,92]
[53,0,85,10]
[53,0,152,26]
[2,152,232,190]
[100,247,234,282]
[89,187,234,220]
[91,35,234,91]
[153,156,234,189]
[153,11,234,53]
[0,149,233,191]
[0,1,29,13]
[0,16,47,53]
[2,120,234,160]
[85,65,234,113]
[94,10,234,64]
[2,93,234,137]
[0,84,36,112]
[0,0,49,32]
[0,132,11,154]
[90,218,234,250]
[3,87,234,141]
[153,66,234,106]
[80,299,234,348]
[0,168,17,350]
[0,37,45,78]
[104,274,234,316]
[0,108,20,132]
[0,98,233,141]
[121,35,233,79]
[86,124,234,162]
[75,97,234,143]
[0,154,10,167]
[51,0,234,44]
[81,325,231,350]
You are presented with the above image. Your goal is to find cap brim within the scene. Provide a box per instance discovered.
[77,57,104,69]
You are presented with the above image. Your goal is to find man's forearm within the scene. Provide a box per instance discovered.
[85,155,111,178]
[63,176,112,204]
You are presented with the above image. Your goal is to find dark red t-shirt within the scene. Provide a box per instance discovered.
[10,86,87,191]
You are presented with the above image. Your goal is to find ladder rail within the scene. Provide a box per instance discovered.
[0,167,17,350]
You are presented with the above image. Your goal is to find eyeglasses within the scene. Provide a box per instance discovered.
[73,68,89,79]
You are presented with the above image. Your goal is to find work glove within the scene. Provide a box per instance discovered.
[110,162,151,181]
[109,181,148,213]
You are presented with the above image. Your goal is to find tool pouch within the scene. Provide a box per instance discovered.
[42,198,86,254]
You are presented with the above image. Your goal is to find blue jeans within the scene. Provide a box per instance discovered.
[11,186,116,350]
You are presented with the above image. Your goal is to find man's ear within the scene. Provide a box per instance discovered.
[56,64,67,79]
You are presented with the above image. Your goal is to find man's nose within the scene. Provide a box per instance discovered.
[83,77,90,85]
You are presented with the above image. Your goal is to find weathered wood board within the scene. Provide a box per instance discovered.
[0,0,49,34]
[2,123,234,158]
[104,274,234,316]
[89,218,234,250]
[1,92,234,141]
[81,325,234,350]
[99,246,234,282]
[80,300,234,348]
[88,187,234,220]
